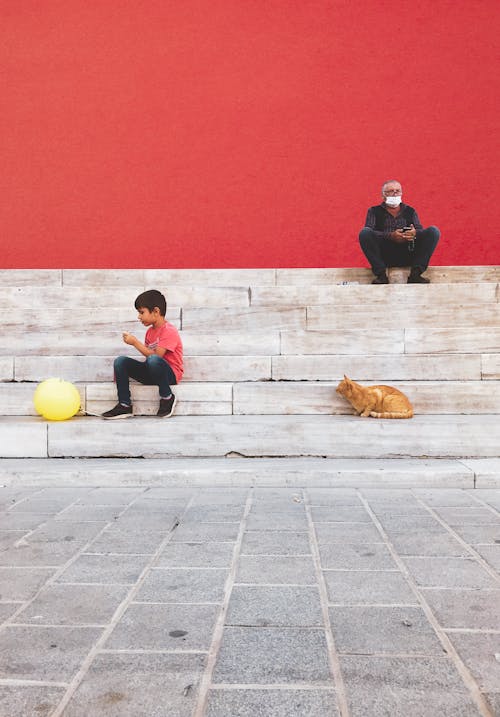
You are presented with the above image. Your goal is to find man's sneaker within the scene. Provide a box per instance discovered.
[157,394,177,418]
[372,271,389,284]
[407,268,430,284]
[102,403,133,419]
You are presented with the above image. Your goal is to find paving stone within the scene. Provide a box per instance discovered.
[0,513,53,530]
[369,505,429,518]
[105,602,218,650]
[55,505,123,522]
[448,631,500,692]
[402,557,498,589]
[319,543,397,570]
[388,532,469,557]
[27,520,109,544]
[0,684,66,717]
[484,693,500,715]
[113,510,181,532]
[378,515,446,532]
[340,655,482,716]
[226,585,323,627]
[64,652,205,717]
[474,544,500,571]
[206,688,340,716]
[181,505,245,523]
[414,490,481,507]
[156,541,235,568]
[213,627,332,684]
[324,570,416,605]
[314,523,382,544]
[311,506,372,522]
[56,553,149,584]
[434,507,500,526]
[245,512,308,531]
[0,625,102,680]
[0,541,84,567]
[448,524,500,544]
[306,489,360,506]
[241,530,310,555]
[135,568,227,603]
[0,567,54,601]
[87,528,166,554]
[329,606,444,655]
[0,531,27,550]
[78,487,146,504]
[236,555,316,584]
[0,603,21,622]
[16,583,129,625]
[423,589,500,629]
[170,523,240,542]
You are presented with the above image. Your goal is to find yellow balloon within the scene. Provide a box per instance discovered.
[33,378,81,421]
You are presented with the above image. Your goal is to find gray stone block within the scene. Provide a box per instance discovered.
[319,543,397,570]
[0,625,102,680]
[388,532,469,557]
[105,602,218,650]
[434,507,500,525]
[56,553,149,584]
[340,655,482,716]
[87,528,165,555]
[307,489,360,506]
[329,606,443,655]
[315,522,382,544]
[448,631,500,692]
[0,512,53,530]
[245,512,309,531]
[206,688,339,716]
[226,585,323,627]
[171,522,240,542]
[213,627,332,684]
[236,555,316,584]
[324,570,416,605]
[156,541,235,568]
[474,544,500,571]
[28,520,109,544]
[0,567,54,601]
[402,557,498,589]
[135,567,227,603]
[414,489,481,507]
[0,541,84,567]
[241,530,311,555]
[0,685,66,717]
[55,505,123,522]
[423,589,500,630]
[17,583,129,625]
[449,524,500,544]
[78,487,145,504]
[63,652,205,717]
[311,506,372,522]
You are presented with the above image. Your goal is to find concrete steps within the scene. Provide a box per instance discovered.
[1,457,499,488]
[2,267,499,482]
[2,414,500,459]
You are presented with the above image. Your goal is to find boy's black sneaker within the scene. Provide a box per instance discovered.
[102,403,133,419]
[157,394,177,418]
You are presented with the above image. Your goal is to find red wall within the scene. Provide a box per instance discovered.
[2,1,500,268]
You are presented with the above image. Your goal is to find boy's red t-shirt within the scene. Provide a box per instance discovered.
[145,321,184,383]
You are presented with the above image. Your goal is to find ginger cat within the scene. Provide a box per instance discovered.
[336,375,413,419]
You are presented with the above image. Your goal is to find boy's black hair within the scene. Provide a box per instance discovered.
[134,289,167,316]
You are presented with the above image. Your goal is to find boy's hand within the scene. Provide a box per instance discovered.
[122,332,137,346]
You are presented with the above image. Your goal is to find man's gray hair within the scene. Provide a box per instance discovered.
[382,180,401,194]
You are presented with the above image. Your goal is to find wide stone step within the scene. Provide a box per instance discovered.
[3,380,500,416]
[2,414,499,459]
[2,456,499,488]
[1,266,499,288]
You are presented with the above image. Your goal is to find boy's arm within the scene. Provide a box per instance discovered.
[122,332,166,358]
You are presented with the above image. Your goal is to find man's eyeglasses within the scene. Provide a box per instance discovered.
[383,189,402,196]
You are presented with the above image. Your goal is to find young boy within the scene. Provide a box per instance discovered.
[102,289,183,419]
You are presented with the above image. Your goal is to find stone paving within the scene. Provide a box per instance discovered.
[0,484,499,716]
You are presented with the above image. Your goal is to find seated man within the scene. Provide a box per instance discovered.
[359,180,440,284]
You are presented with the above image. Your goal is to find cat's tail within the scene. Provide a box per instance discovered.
[369,409,414,419]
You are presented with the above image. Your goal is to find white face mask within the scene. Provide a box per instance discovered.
[385,195,402,207]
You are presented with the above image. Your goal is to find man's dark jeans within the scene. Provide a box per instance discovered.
[359,225,440,275]
[114,355,177,405]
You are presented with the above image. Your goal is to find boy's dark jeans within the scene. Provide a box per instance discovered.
[359,225,440,275]
[114,355,177,406]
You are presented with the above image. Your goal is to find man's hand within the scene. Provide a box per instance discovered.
[122,332,137,346]
[390,230,407,243]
